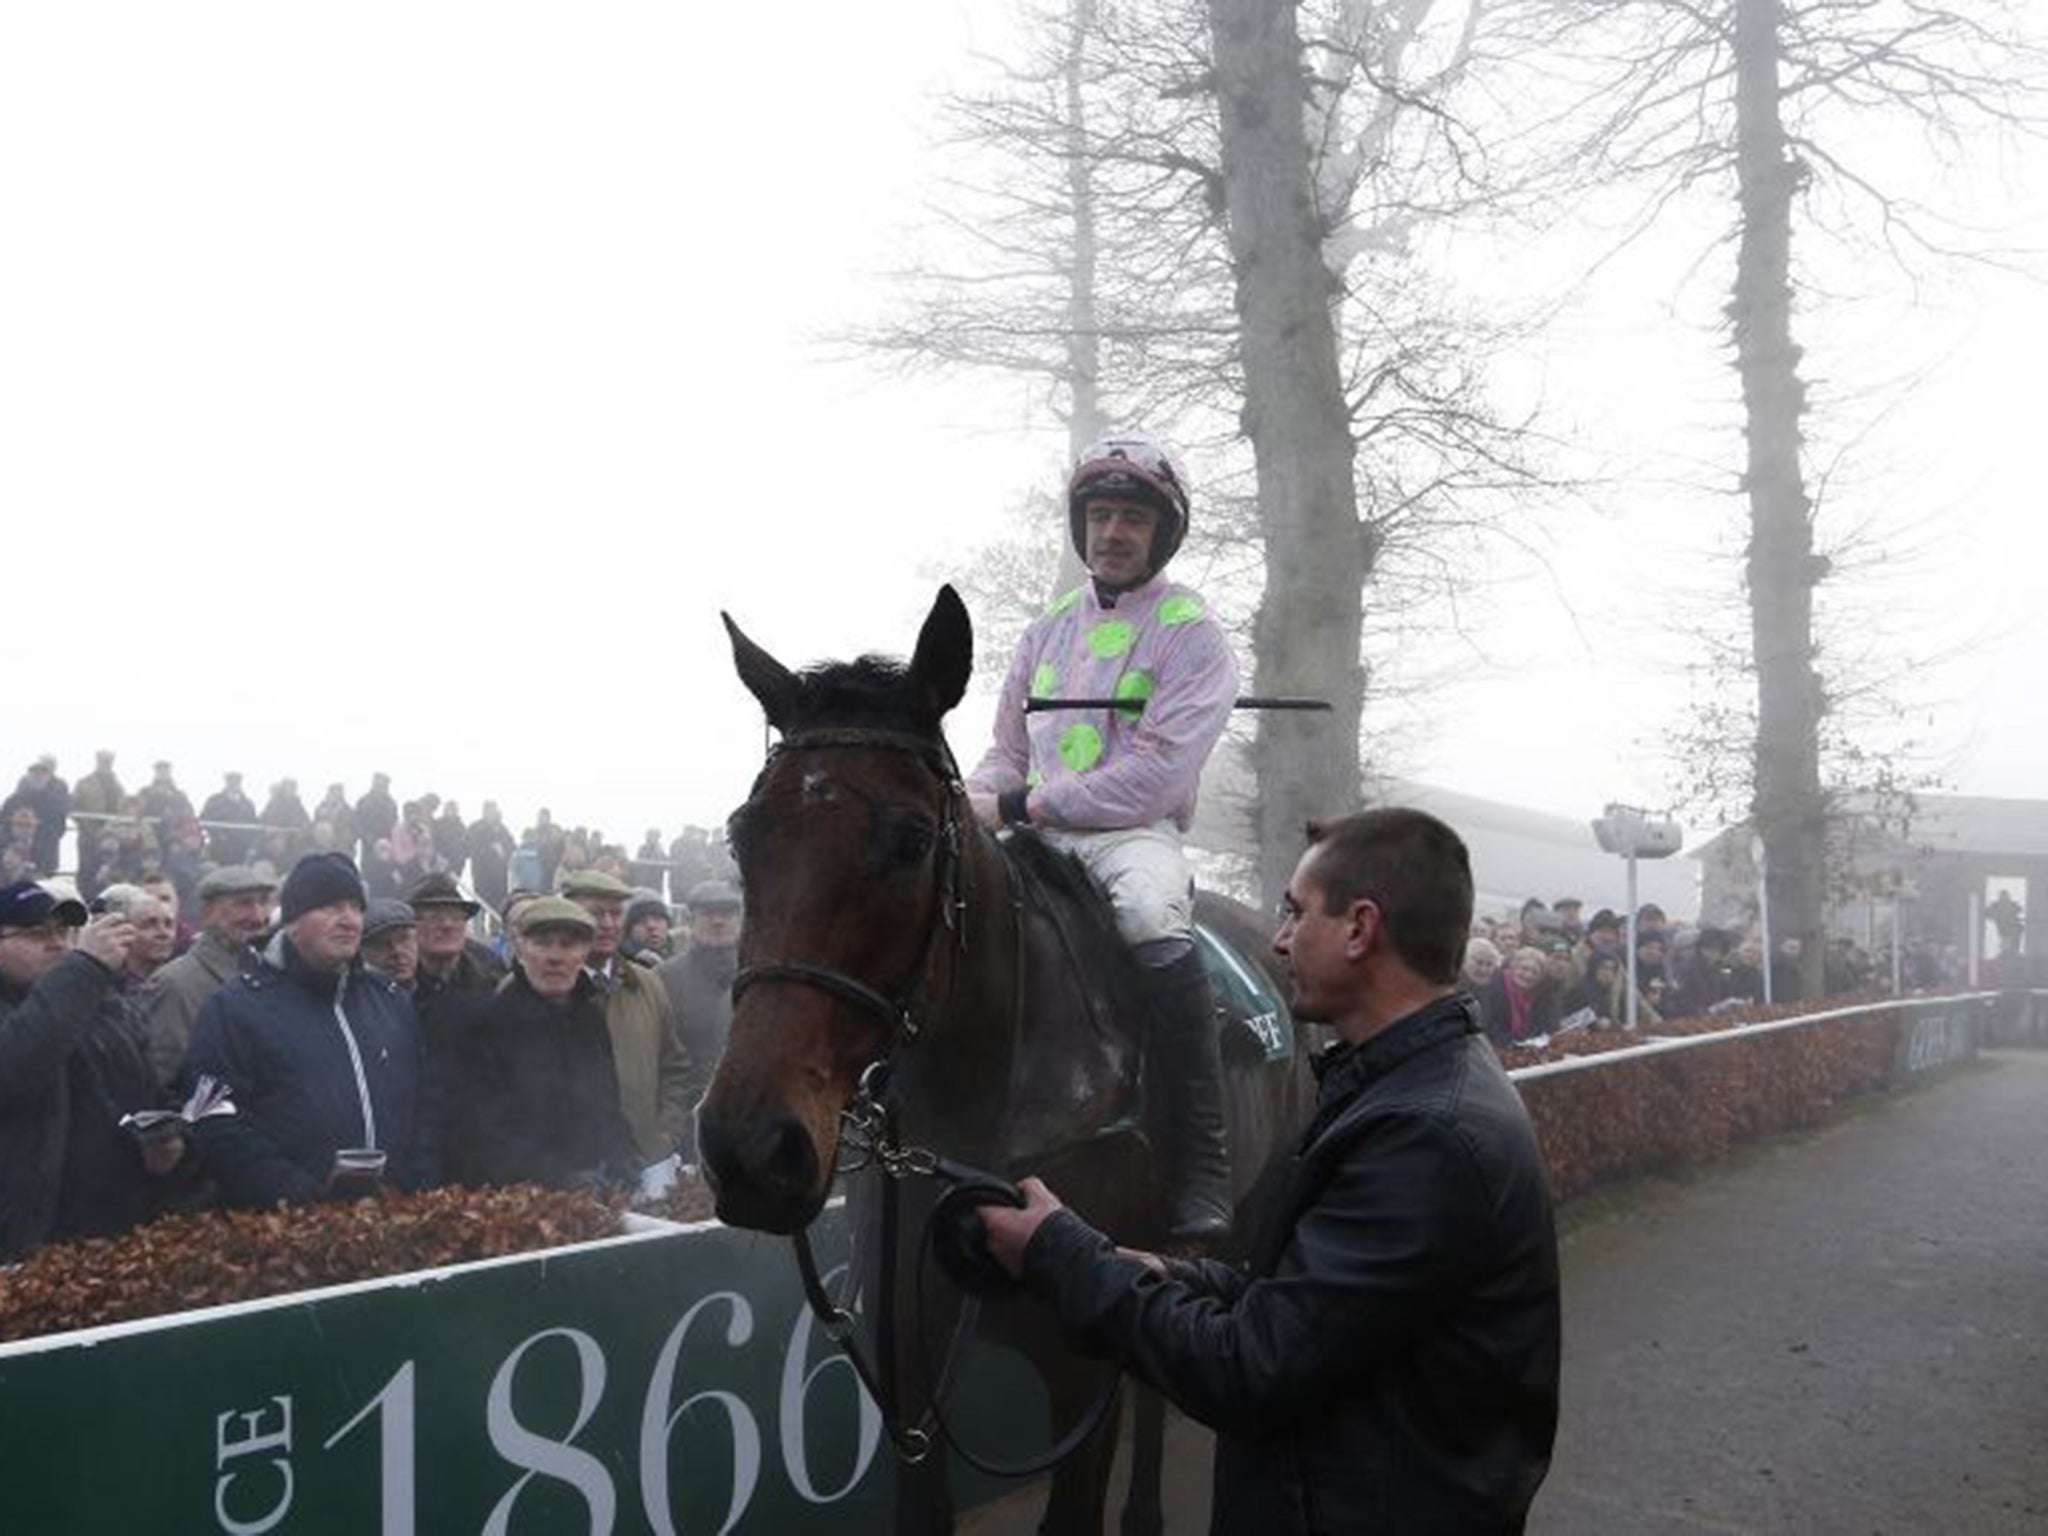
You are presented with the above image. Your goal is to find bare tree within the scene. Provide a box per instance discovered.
[865,0,1556,901]
[1485,0,2041,990]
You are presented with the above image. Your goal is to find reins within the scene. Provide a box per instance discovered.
[740,724,1121,1474]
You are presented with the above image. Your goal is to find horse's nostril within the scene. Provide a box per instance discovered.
[760,1116,819,1197]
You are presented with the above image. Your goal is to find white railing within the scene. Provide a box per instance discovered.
[1504,990,2008,1086]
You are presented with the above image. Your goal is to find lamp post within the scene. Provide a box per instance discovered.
[1592,804,1684,1032]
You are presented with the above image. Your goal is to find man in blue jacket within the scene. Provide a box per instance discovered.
[984,809,1561,1534]
[186,852,435,1206]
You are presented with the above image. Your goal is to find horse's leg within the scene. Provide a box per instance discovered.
[1037,1360,1124,1536]
[1119,1384,1166,1536]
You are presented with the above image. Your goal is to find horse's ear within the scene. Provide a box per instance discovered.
[723,611,795,729]
[909,585,973,722]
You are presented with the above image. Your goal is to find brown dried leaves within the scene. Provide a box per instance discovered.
[0,1184,624,1344]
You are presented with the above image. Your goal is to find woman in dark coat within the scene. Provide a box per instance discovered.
[435,896,639,1189]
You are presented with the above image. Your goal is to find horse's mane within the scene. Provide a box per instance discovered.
[780,654,937,738]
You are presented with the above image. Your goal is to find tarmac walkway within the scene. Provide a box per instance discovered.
[964,1050,2048,1534]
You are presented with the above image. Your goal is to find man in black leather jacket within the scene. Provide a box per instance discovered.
[984,807,1561,1534]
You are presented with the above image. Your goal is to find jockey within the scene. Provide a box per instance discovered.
[967,432,1238,1241]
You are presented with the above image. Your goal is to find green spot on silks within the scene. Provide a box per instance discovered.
[1088,620,1136,660]
[1030,662,1059,699]
[1026,769,1045,789]
[1047,587,1083,617]
[1058,723,1104,773]
[1158,594,1206,627]
[1113,669,1155,721]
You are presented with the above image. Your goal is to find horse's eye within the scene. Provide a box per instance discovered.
[887,816,935,867]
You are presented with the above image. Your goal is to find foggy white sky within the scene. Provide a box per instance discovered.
[3,3,2040,856]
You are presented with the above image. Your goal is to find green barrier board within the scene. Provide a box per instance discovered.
[0,1211,1044,1534]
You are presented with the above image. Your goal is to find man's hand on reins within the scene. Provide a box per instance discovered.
[979,1176,1064,1276]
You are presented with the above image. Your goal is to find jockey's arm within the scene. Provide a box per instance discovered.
[964,644,1033,798]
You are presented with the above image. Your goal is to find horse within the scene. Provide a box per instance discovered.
[697,585,1316,1535]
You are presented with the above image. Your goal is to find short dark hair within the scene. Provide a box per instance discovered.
[1303,808,1473,985]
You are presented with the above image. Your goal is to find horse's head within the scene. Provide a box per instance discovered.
[698,586,974,1233]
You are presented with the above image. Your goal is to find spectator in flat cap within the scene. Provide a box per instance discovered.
[656,879,742,1164]
[138,866,275,1092]
[435,896,639,1191]
[621,892,673,962]
[184,853,436,1207]
[361,901,419,989]
[561,868,690,1167]
[405,871,505,1026]
[0,881,188,1261]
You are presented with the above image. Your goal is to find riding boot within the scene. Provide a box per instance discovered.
[1144,948,1232,1243]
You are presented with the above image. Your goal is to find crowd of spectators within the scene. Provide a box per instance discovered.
[0,750,2004,1266]
[1459,894,1969,1049]
[0,751,748,1264]
[0,752,734,916]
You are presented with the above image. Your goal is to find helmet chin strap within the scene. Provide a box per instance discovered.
[1090,566,1161,604]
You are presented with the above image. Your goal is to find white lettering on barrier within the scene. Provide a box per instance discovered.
[484,1328,616,1536]
[214,1397,293,1536]
[321,1360,415,1536]
[640,1292,762,1536]
[217,1265,893,1530]
[780,1263,882,1504]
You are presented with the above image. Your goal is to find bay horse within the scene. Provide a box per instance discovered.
[697,585,1315,1535]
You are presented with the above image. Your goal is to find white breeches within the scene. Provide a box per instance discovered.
[1039,822,1194,950]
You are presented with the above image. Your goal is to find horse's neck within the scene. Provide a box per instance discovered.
[893,827,1141,1171]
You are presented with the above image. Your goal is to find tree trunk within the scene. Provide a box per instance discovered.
[1208,0,1369,908]
[1048,0,1105,601]
[1731,0,1826,995]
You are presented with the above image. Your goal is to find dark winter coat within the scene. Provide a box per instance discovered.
[466,818,517,907]
[200,788,260,864]
[434,969,639,1189]
[0,953,168,1261]
[4,773,71,874]
[184,934,435,1207]
[1475,974,1561,1048]
[354,787,399,851]
[1022,994,1560,1535]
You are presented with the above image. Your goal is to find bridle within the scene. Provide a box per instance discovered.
[727,723,1119,1474]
